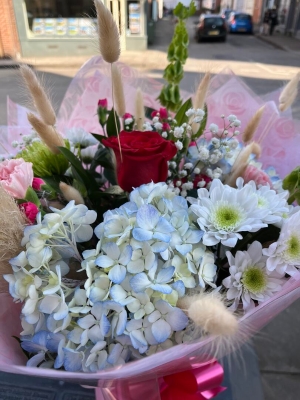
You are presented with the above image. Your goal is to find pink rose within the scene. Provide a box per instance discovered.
[274,118,295,139]
[0,158,33,198]
[32,177,45,191]
[243,165,272,187]
[19,202,39,224]
[97,98,108,108]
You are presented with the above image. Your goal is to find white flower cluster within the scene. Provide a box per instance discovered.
[7,183,218,372]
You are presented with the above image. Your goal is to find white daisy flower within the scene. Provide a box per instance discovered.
[263,210,300,276]
[189,179,268,247]
[223,241,285,312]
[66,128,98,148]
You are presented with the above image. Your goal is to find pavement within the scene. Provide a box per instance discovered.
[0,17,300,400]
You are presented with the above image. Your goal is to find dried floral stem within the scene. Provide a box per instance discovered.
[135,88,144,130]
[279,72,300,112]
[0,185,27,293]
[242,105,265,144]
[94,0,120,64]
[27,113,65,154]
[111,64,123,163]
[20,65,56,126]
[59,182,84,205]
[111,63,126,118]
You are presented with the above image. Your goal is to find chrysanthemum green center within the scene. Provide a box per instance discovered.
[285,235,300,261]
[257,196,268,208]
[242,266,267,294]
[211,203,243,231]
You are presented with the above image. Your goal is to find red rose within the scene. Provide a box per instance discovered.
[19,202,39,224]
[102,131,177,192]
[98,98,108,108]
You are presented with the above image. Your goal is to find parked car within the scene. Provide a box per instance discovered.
[195,14,227,42]
[228,12,253,34]
[221,9,234,21]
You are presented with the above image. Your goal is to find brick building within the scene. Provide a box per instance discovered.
[0,0,20,58]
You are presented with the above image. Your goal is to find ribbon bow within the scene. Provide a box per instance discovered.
[160,360,226,400]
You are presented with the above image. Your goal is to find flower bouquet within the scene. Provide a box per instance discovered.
[0,1,300,399]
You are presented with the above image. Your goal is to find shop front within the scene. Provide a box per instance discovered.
[12,0,148,57]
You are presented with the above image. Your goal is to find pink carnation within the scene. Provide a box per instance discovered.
[162,122,171,131]
[243,165,272,187]
[98,98,108,108]
[0,158,33,199]
[32,177,45,191]
[19,202,39,224]
[123,113,133,119]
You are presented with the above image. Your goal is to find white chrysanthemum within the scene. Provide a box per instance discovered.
[66,127,98,148]
[263,210,300,276]
[189,179,268,247]
[223,241,285,312]
[237,179,289,225]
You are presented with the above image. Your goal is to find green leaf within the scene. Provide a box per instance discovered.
[104,185,124,195]
[188,1,196,17]
[104,168,118,186]
[175,97,192,125]
[90,132,106,143]
[42,175,73,194]
[106,108,120,137]
[90,147,115,171]
[24,186,41,207]
[58,147,98,193]
[283,167,300,204]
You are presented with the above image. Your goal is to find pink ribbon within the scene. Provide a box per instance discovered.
[160,360,226,400]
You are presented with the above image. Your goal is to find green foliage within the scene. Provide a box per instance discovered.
[283,167,300,204]
[192,103,208,140]
[16,140,70,177]
[106,108,120,137]
[174,98,193,126]
[24,186,41,207]
[158,2,196,111]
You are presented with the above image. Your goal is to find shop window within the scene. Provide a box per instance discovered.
[127,1,141,35]
[24,0,97,36]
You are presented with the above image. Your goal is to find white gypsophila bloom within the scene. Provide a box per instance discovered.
[174,187,180,195]
[196,109,205,117]
[228,114,237,122]
[168,171,172,177]
[182,123,187,128]
[211,138,220,148]
[185,108,195,117]
[12,140,19,148]
[211,168,222,179]
[194,168,200,174]
[154,122,163,130]
[225,151,233,159]
[193,116,203,124]
[223,241,285,312]
[152,117,159,123]
[198,147,210,161]
[169,161,177,169]
[234,130,240,136]
[188,179,268,247]
[181,190,187,198]
[174,127,184,138]
[176,181,182,187]
[162,132,168,138]
[236,179,289,225]
[197,180,206,188]
[263,210,300,276]
[143,121,153,131]
[209,123,219,134]
[175,140,183,150]
[125,118,133,125]
[182,182,194,191]
[179,170,187,177]
[66,127,98,148]
[228,138,239,149]
[232,119,241,127]
[184,163,193,170]
[209,150,222,164]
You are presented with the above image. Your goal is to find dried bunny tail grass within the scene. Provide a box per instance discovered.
[242,105,265,144]
[59,182,84,205]
[20,65,56,126]
[135,88,145,130]
[226,142,261,186]
[178,292,238,337]
[0,185,27,293]
[27,113,65,154]
[111,63,126,118]
[279,72,300,112]
[94,0,120,64]
[193,71,211,110]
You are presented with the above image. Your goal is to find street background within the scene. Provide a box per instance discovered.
[0,17,300,400]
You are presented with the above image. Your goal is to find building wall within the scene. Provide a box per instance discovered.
[0,0,20,57]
